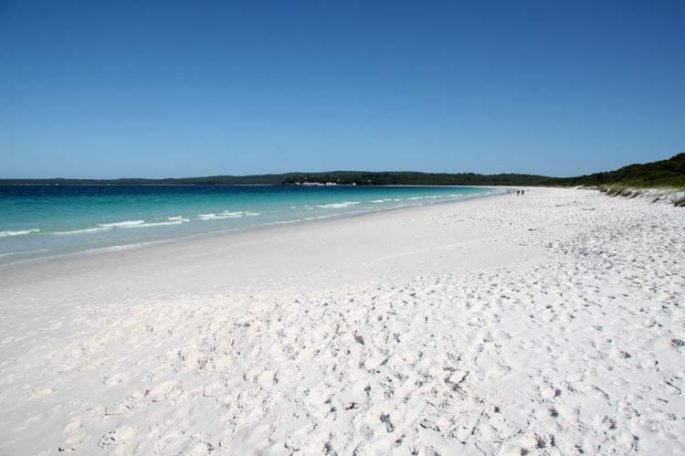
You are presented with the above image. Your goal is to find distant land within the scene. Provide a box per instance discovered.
[556,152,685,188]
[1,153,683,188]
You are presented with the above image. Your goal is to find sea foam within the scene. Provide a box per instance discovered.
[98,220,145,228]
[53,227,111,235]
[198,211,246,220]
[0,229,40,238]
[316,201,360,209]
[0,248,48,258]
[0,185,495,264]
[127,220,184,228]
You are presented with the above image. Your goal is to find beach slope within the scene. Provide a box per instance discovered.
[0,188,683,455]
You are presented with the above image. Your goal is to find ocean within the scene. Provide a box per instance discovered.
[0,185,503,264]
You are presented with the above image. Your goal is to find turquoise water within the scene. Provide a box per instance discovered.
[0,185,502,264]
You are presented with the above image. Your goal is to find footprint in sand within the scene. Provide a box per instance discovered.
[105,388,148,415]
[380,413,395,432]
[103,373,128,386]
[147,380,182,402]
[184,441,216,456]
[58,418,87,452]
[59,433,86,452]
[539,384,562,400]
[63,418,83,434]
[98,425,136,448]
[202,380,226,398]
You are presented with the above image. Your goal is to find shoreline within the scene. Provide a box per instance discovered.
[1,187,683,455]
[0,186,508,270]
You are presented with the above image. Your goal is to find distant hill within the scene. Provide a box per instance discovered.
[1,153,683,188]
[0,171,556,186]
[557,153,685,188]
[280,171,555,186]
[0,174,288,186]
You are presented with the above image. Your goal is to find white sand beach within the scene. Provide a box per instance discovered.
[0,187,683,455]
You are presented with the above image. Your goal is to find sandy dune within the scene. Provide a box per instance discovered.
[0,188,683,455]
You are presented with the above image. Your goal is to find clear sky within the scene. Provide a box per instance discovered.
[1,0,684,178]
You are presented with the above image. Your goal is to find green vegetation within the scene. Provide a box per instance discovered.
[556,153,685,188]
[550,153,685,207]
[281,171,554,186]
[1,153,683,189]
[0,172,555,186]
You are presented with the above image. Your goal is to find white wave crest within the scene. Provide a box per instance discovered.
[316,201,360,209]
[0,229,40,238]
[198,211,244,221]
[98,220,145,228]
[0,248,48,258]
[126,220,184,228]
[53,227,111,235]
[167,216,190,222]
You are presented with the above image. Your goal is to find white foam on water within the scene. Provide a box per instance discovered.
[0,248,48,258]
[53,217,186,234]
[53,227,111,236]
[167,216,190,222]
[198,212,244,221]
[0,229,40,237]
[316,201,360,209]
[98,220,145,228]
[303,214,341,221]
[79,241,161,254]
[126,220,184,228]
[270,220,298,225]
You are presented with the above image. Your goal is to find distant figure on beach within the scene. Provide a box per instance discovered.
[516,190,520,196]
[522,189,525,195]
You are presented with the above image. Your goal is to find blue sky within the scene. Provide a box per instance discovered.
[1,0,684,178]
